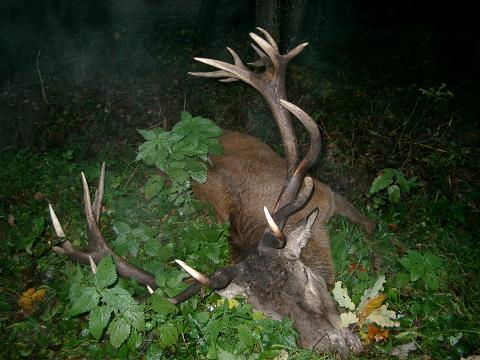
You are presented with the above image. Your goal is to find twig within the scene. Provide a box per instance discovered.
[36,50,49,105]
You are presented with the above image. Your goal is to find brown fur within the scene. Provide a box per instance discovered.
[193,131,375,287]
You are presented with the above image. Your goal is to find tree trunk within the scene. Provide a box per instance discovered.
[255,0,280,44]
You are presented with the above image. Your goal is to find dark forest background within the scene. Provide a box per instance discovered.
[1,0,479,150]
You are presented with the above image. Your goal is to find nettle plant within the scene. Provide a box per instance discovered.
[136,111,223,209]
[369,168,418,208]
[52,112,302,357]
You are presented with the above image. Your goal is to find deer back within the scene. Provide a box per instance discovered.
[193,131,337,285]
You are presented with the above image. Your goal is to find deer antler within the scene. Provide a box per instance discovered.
[49,164,242,304]
[189,29,320,247]
[189,27,309,180]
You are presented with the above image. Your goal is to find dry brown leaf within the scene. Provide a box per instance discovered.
[367,323,389,342]
[358,293,386,326]
[18,287,46,312]
[348,263,366,273]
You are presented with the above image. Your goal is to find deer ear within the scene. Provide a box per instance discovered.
[284,208,319,260]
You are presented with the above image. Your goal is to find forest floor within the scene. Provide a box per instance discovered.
[0,23,479,359]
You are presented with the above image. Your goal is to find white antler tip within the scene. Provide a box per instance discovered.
[48,203,66,237]
[146,285,154,294]
[88,255,97,274]
[175,259,210,285]
[263,206,283,238]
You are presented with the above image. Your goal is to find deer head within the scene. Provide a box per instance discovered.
[48,29,362,353]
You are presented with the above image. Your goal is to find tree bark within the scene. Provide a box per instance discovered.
[255,0,280,44]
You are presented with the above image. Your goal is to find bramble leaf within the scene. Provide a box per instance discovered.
[108,316,131,348]
[95,255,117,290]
[89,304,112,340]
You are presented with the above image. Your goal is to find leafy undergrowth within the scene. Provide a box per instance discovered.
[1,89,479,359]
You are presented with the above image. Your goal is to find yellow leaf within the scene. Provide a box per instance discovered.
[18,287,46,312]
[252,311,265,320]
[357,294,386,326]
[227,298,240,308]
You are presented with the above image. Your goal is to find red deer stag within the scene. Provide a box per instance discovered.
[49,29,375,353]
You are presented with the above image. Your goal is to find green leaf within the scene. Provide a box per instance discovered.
[144,238,163,257]
[159,323,178,348]
[113,221,131,236]
[388,184,401,203]
[89,305,112,340]
[217,348,245,360]
[145,344,163,360]
[108,316,131,348]
[101,286,138,312]
[150,294,177,315]
[101,286,145,331]
[69,286,99,317]
[95,255,117,290]
[127,328,143,349]
[144,175,165,199]
[370,169,394,194]
[238,324,253,349]
[32,216,45,236]
[137,129,160,141]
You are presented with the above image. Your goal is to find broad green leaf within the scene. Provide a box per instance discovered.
[159,323,178,347]
[108,316,131,348]
[69,286,99,317]
[370,169,394,194]
[32,216,45,236]
[101,286,139,313]
[150,294,176,315]
[206,319,221,343]
[145,344,163,360]
[195,311,210,324]
[127,328,143,349]
[218,348,246,360]
[89,305,112,340]
[144,175,165,199]
[137,129,159,141]
[95,256,117,290]
[388,184,401,203]
[113,221,131,236]
[238,324,253,348]
[123,304,145,332]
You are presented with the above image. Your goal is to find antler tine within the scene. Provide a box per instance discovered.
[51,165,243,304]
[256,27,279,52]
[249,32,280,69]
[189,29,306,178]
[48,203,65,238]
[273,100,321,212]
[92,162,105,223]
[262,176,314,248]
[226,47,247,69]
[285,42,309,61]
[249,44,272,69]
[188,69,235,79]
[81,172,109,254]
